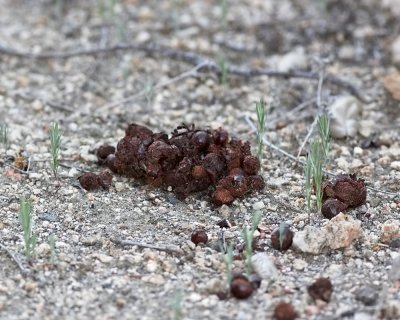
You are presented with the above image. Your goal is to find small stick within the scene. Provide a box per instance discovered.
[296,116,318,158]
[0,242,29,275]
[111,238,183,255]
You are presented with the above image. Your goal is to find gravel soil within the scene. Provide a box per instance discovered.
[0,1,399,319]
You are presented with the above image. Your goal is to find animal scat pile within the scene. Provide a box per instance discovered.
[93,123,265,205]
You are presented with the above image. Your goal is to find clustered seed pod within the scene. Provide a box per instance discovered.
[230,274,254,299]
[271,223,294,251]
[321,174,367,219]
[78,171,113,191]
[96,123,265,204]
[307,277,333,303]
[323,174,367,208]
[273,302,298,320]
[190,230,208,245]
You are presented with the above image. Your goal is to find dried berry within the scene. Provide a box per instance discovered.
[214,128,229,146]
[125,123,153,139]
[105,154,118,173]
[78,173,99,190]
[323,174,367,208]
[212,188,234,206]
[321,199,348,219]
[218,174,248,198]
[308,278,333,302]
[230,275,254,299]
[191,130,210,150]
[98,171,113,189]
[248,175,266,190]
[96,145,115,163]
[191,230,208,245]
[191,165,208,181]
[243,155,261,175]
[273,302,298,320]
[271,223,294,251]
[78,171,113,191]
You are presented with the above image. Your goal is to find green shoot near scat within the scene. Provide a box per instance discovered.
[49,234,57,264]
[49,122,62,178]
[242,211,262,276]
[0,123,9,152]
[223,242,234,285]
[304,114,330,212]
[19,197,37,258]
[255,98,267,163]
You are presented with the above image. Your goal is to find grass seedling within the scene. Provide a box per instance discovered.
[317,114,330,162]
[173,289,183,320]
[48,234,56,264]
[144,79,154,107]
[49,122,62,178]
[219,0,228,31]
[305,154,313,210]
[218,55,229,87]
[241,211,262,276]
[304,114,330,211]
[0,123,9,153]
[255,98,267,163]
[19,197,37,258]
[223,242,234,285]
[99,0,116,20]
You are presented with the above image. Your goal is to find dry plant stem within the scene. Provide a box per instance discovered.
[244,115,399,197]
[296,116,318,158]
[268,97,317,128]
[0,43,369,103]
[296,63,325,158]
[0,242,29,275]
[111,238,183,255]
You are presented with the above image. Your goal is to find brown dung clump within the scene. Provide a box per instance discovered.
[98,123,264,205]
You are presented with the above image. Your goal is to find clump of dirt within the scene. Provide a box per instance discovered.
[96,123,265,205]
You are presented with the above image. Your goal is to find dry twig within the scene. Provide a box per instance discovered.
[0,242,29,275]
[111,238,183,255]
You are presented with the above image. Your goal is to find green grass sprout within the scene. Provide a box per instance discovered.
[304,114,330,212]
[19,197,37,258]
[219,0,228,31]
[242,211,262,276]
[255,98,267,163]
[49,122,62,178]
[317,114,330,162]
[173,289,183,320]
[218,55,229,87]
[223,242,234,285]
[0,123,9,152]
[49,234,57,264]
